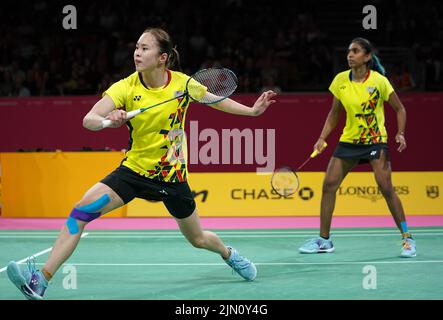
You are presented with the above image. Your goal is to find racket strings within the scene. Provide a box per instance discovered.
[271,167,300,197]
[190,68,237,104]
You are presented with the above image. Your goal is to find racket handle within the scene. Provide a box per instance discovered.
[126,109,141,119]
[310,141,328,158]
[101,119,112,128]
[101,109,142,129]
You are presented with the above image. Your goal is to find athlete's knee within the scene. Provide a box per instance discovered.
[66,194,111,235]
[322,178,340,194]
[75,193,112,212]
[188,235,207,249]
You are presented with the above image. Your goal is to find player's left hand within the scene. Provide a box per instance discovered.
[105,109,128,128]
[395,132,407,152]
[251,90,277,116]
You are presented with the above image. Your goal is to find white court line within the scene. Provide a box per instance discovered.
[0,233,89,273]
[0,236,62,238]
[28,260,443,267]
[75,233,443,238]
[1,233,443,239]
[0,228,442,235]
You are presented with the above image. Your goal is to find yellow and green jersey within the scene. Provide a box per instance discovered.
[104,70,206,182]
[329,69,394,144]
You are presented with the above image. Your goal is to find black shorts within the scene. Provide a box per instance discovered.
[100,165,196,219]
[333,142,390,164]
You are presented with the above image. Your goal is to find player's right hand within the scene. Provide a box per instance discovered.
[105,109,127,128]
[314,138,327,154]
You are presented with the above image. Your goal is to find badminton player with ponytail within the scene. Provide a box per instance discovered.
[7,27,277,300]
[299,38,416,258]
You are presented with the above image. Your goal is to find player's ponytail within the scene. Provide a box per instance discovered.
[370,54,386,76]
[168,46,182,71]
[351,37,386,76]
[143,27,181,71]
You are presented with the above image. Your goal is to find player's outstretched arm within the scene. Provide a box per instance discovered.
[208,90,277,116]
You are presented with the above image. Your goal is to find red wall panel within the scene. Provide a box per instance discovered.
[0,93,441,171]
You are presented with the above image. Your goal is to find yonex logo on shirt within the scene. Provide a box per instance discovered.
[133,95,142,101]
[370,151,377,156]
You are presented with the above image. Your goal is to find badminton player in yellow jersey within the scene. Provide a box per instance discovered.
[299,38,416,258]
[7,27,277,300]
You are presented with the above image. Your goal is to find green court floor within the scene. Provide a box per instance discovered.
[1,227,442,300]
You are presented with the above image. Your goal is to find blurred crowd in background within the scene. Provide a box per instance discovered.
[0,0,442,97]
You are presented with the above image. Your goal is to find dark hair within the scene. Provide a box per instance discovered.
[143,27,181,71]
[351,37,385,75]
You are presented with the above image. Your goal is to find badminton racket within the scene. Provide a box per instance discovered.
[271,141,328,197]
[102,67,238,128]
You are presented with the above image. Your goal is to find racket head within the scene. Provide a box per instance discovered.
[187,67,238,104]
[271,166,300,197]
